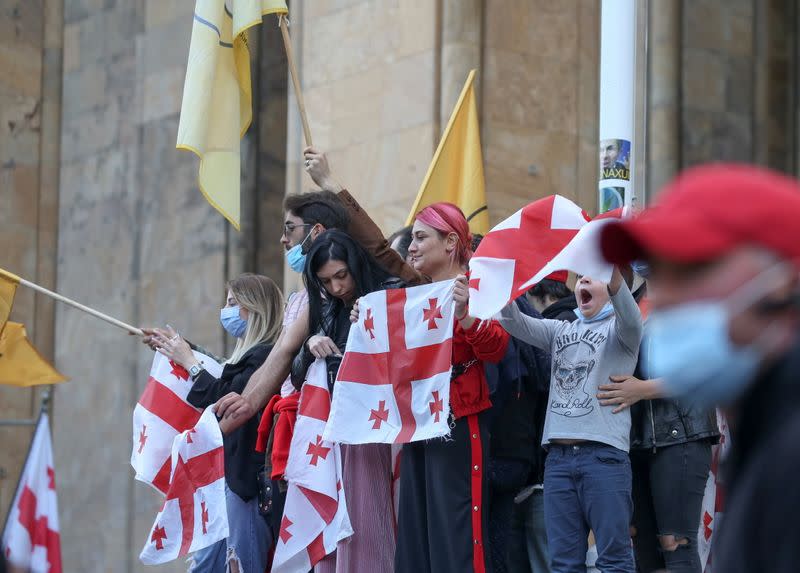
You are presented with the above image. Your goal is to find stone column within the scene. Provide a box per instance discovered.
[753,0,796,173]
[438,0,483,133]
[34,0,63,361]
[0,0,49,523]
[647,0,681,199]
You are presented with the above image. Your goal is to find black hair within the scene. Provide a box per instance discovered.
[527,279,572,301]
[304,229,391,337]
[470,233,484,252]
[283,190,350,231]
[387,225,413,259]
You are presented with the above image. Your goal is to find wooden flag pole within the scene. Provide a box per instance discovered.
[279,14,313,146]
[15,275,143,336]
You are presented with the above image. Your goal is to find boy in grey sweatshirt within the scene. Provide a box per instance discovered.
[498,268,642,572]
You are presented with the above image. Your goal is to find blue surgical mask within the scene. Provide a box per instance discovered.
[220,306,247,338]
[574,302,614,323]
[285,228,315,274]
[641,263,793,408]
[285,244,307,274]
[642,301,761,408]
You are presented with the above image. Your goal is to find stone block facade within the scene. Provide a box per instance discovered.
[0,0,798,571]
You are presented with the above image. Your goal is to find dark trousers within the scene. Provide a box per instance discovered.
[507,488,552,573]
[488,458,530,573]
[631,441,712,573]
[395,413,491,573]
[544,443,634,573]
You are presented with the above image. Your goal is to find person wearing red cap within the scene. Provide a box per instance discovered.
[600,163,800,573]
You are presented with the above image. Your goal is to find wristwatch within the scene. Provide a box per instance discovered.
[188,364,204,379]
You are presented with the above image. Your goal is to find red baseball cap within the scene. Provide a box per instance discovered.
[601,163,800,266]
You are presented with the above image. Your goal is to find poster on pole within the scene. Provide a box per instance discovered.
[598,0,635,213]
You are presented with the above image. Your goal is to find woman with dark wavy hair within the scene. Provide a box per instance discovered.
[292,229,398,573]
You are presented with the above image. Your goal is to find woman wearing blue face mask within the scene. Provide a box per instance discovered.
[146,273,284,573]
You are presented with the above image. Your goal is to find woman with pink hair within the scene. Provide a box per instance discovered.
[395,202,510,573]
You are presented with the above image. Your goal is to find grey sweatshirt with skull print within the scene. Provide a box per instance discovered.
[498,281,642,452]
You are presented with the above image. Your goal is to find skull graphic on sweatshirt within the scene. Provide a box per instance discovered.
[550,338,597,417]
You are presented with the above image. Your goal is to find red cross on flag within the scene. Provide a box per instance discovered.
[131,351,222,494]
[2,412,62,573]
[468,195,590,319]
[518,207,626,292]
[273,359,352,573]
[322,280,455,445]
[698,410,730,572]
[139,407,228,565]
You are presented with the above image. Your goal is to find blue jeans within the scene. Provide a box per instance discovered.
[544,443,634,573]
[507,487,552,573]
[189,485,271,573]
[631,441,712,573]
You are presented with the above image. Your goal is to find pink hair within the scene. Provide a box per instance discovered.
[415,202,473,266]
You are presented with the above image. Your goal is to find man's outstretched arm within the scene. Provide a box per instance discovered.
[304,145,426,286]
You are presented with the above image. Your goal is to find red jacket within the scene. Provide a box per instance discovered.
[450,317,510,419]
[255,393,300,480]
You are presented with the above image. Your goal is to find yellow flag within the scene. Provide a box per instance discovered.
[406,69,489,234]
[177,0,289,230]
[0,322,67,387]
[0,268,19,335]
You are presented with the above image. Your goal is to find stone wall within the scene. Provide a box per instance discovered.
[482,0,600,220]
[0,0,60,528]
[289,0,602,243]
[1,0,799,571]
[54,1,286,571]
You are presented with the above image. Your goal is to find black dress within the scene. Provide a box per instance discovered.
[186,343,272,501]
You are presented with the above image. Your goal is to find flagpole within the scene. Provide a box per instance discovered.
[405,69,477,226]
[278,14,313,146]
[8,273,142,336]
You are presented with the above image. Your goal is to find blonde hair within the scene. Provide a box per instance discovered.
[226,274,284,365]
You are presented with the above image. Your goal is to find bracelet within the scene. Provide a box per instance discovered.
[456,307,469,321]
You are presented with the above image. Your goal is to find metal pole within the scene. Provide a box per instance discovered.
[598,0,637,213]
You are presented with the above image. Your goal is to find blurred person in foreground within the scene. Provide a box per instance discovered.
[600,163,800,573]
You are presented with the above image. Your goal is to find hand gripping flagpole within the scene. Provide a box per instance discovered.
[278,14,313,147]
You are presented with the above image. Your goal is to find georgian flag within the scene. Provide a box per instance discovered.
[322,280,455,445]
[139,407,228,565]
[518,207,626,291]
[2,413,62,573]
[468,195,589,319]
[131,351,222,493]
[273,359,352,573]
[699,410,731,572]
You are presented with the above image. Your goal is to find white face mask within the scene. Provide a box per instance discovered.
[643,263,793,408]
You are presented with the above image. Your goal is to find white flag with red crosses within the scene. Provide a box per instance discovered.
[518,207,626,291]
[139,406,228,565]
[468,195,590,319]
[131,351,222,494]
[2,412,62,573]
[322,280,455,444]
[273,359,352,573]
[698,410,731,572]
